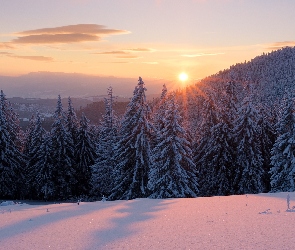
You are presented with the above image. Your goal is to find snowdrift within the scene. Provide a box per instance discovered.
[1,192,295,249]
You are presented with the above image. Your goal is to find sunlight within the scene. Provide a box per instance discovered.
[179,72,188,82]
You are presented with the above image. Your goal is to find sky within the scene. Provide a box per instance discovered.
[1,0,295,88]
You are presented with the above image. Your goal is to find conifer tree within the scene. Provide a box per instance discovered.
[196,81,239,196]
[194,95,219,196]
[91,87,118,197]
[270,96,295,192]
[109,77,153,200]
[223,81,239,125]
[257,108,276,192]
[23,114,36,156]
[153,84,168,132]
[74,113,97,196]
[0,93,26,199]
[0,90,23,151]
[50,95,76,199]
[66,97,79,146]
[148,94,198,198]
[26,112,46,199]
[232,89,264,194]
[32,133,55,200]
[201,121,234,196]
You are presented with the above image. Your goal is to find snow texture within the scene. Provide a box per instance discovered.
[1,192,295,249]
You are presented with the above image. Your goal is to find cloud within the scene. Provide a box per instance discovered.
[0,43,15,49]
[12,33,100,44]
[11,55,53,61]
[0,52,13,55]
[182,52,225,57]
[11,24,130,44]
[125,48,153,52]
[266,41,295,51]
[17,24,127,36]
[116,55,139,59]
[111,61,130,64]
[94,50,129,55]
[142,62,159,64]
[4,53,53,61]
[92,47,153,58]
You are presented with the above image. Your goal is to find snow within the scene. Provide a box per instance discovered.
[1,192,295,249]
[0,201,15,206]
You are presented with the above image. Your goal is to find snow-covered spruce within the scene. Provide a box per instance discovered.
[109,77,153,200]
[194,95,219,196]
[32,133,55,200]
[232,85,264,194]
[48,95,76,199]
[25,111,47,199]
[148,94,198,198]
[0,93,26,199]
[270,95,295,192]
[74,113,97,196]
[66,96,79,146]
[91,86,118,197]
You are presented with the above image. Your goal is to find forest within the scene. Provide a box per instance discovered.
[1,47,295,201]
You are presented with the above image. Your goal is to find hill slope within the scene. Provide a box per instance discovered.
[196,46,295,108]
[1,192,295,249]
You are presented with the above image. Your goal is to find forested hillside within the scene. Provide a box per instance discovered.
[76,101,128,125]
[1,47,295,201]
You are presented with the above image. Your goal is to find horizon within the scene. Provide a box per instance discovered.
[1,0,295,94]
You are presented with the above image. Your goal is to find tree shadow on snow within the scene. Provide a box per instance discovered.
[86,198,175,249]
[0,200,118,242]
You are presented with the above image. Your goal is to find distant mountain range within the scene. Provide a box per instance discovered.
[4,47,295,121]
[0,72,165,99]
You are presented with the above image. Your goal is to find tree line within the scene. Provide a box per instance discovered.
[0,75,294,201]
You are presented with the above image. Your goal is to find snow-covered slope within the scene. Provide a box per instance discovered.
[1,192,295,249]
[197,46,295,109]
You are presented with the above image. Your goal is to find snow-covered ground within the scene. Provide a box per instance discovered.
[1,192,295,250]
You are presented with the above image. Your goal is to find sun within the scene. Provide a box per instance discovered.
[179,72,188,82]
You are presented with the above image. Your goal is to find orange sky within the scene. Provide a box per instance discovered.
[1,0,295,89]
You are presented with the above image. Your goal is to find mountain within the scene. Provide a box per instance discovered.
[195,46,295,109]
[0,72,166,99]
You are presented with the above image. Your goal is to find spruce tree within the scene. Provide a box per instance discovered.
[257,108,276,192]
[223,81,239,125]
[91,87,118,197]
[201,121,234,196]
[50,95,76,199]
[270,96,295,192]
[74,113,97,196]
[23,114,36,156]
[109,77,153,200]
[194,95,219,196]
[32,133,55,200]
[66,97,79,146]
[0,94,26,199]
[0,90,23,151]
[232,89,264,194]
[153,84,168,132]
[26,112,46,199]
[148,94,198,198]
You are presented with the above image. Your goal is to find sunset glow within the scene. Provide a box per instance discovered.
[179,73,188,82]
[1,1,295,91]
